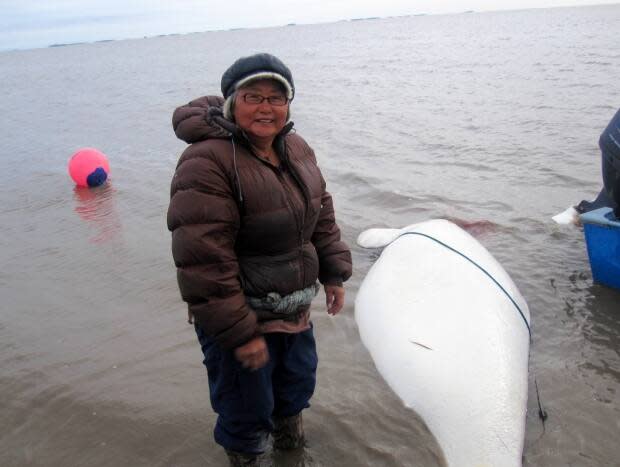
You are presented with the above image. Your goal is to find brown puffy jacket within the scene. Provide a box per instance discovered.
[167,96,352,349]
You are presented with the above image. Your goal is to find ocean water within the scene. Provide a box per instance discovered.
[1,5,619,466]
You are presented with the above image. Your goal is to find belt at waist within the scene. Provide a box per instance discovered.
[246,283,320,316]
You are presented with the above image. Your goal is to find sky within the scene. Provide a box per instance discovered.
[1,0,618,51]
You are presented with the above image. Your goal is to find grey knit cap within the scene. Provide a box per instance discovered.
[221,53,295,100]
[221,53,295,121]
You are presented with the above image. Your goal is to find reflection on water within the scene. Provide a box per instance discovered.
[73,184,122,243]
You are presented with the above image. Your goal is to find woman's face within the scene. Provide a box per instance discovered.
[233,80,289,144]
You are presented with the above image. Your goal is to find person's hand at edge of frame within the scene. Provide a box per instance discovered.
[325,284,345,316]
[234,336,269,370]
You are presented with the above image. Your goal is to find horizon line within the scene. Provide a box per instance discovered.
[1,2,617,54]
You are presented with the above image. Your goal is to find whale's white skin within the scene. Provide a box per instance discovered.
[355,219,530,467]
[552,206,579,225]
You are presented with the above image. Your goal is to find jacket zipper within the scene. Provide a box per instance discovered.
[249,142,308,288]
[276,168,305,286]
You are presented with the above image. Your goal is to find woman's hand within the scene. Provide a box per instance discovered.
[324,285,345,315]
[234,336,269,370]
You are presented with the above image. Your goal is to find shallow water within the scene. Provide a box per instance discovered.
[1,5,619,466]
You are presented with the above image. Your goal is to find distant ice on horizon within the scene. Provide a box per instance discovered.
[1,0,619,51]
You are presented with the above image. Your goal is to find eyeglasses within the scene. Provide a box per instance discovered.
[242,93,288,106]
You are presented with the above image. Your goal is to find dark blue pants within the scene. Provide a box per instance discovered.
[195,325,318,454]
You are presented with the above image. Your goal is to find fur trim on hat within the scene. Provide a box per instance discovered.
[223,94,235,121]
[233,72,294,100]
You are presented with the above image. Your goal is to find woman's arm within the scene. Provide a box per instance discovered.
[311,182,352,316]
[311,189,353,287]
[167,145,258,350]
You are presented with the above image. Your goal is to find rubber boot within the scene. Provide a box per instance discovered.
[272,413,305,450]
[225,450,260,467]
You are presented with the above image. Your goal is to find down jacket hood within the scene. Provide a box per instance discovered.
[172,95,294,145]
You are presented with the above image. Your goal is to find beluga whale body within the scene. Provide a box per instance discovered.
[355,219,530,467]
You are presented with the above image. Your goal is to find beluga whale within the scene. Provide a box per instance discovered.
[355,219,530,467]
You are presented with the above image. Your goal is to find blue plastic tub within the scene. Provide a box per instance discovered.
[580,207,620,290]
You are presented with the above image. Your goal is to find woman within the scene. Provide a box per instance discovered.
[167,53,352,465]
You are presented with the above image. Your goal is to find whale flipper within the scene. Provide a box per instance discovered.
[357,227,402,248]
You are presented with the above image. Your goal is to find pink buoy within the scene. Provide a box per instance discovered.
[68,148,110,187]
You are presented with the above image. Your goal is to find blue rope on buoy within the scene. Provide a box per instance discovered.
[395,232,532,338]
